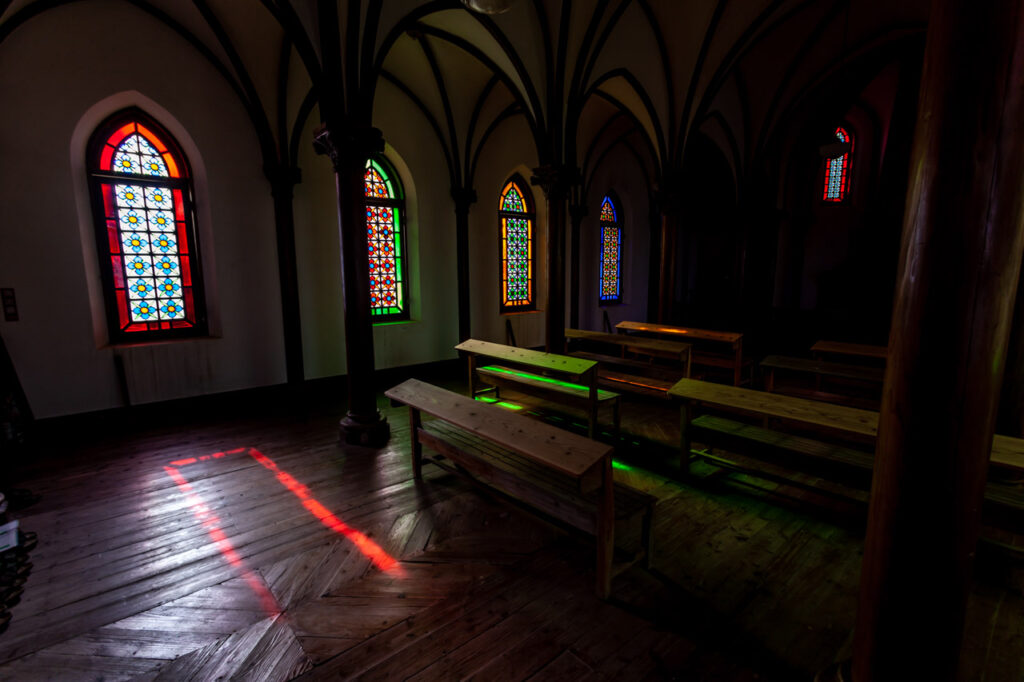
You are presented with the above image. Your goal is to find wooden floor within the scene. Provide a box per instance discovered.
[0,375,1021,681]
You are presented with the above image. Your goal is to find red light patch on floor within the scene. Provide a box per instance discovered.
[164,447,401,610]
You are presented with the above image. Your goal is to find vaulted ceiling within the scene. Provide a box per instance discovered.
[0,0,929,195]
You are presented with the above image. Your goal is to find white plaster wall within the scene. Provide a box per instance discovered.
[0,3,285,417]
[468,119,546,348]
[294,77,461,378]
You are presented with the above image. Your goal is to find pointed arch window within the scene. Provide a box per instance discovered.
[365,157,407,321]
[823,126,853,202]
[499,177,534,312]
[598,194,622,304]
[87,109,206,342]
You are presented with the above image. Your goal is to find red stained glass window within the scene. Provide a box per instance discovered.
[88,109,206,342]
[499,177,534,312]
[823,126,853,202]
[365,157,407,321]
[598,194,622,303]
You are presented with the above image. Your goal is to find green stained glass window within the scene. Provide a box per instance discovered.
[599,194,622,303]
[499,178,534,312]
[365,158,407,320]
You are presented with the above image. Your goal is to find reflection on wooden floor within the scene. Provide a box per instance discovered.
[0,381,1021,680]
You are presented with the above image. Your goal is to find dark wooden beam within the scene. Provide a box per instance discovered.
[532,165,574,354]
[847,1,1024,679]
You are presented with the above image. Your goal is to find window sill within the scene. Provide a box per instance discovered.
[103,334,221,350]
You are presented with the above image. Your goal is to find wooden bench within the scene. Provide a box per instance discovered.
[760,354,884,408]
[810,340,888,363]
[616,321,749,386]
[456,339,620,439]
[668,377,1024,525]
[565,328,691,399]
[385,379,655,598]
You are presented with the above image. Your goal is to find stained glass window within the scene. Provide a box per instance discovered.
[499,177,534,312]
[88,109,205,342]
[823,126,853,202]
[365,158,407,320]
[598,194,622,303]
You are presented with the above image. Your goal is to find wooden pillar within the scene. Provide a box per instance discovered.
[313,125,390,447]
[847,1,1024,679]
[655,179,682,324]
[532,165,572,354]
[568,199,585,330]
[265,164,304,385]
[452,187,477,343]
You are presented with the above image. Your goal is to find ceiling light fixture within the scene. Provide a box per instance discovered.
[460,0,520,14]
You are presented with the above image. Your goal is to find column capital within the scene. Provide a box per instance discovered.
[530,164,578,200]
[263,163,302,198]
[313,123,385,173]
[451,186,478,207]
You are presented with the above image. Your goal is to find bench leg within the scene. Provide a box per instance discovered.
[680,402,693,476]
[613,400,621,442]
[641,503,654,570]
[588,405,598,440]
[410,407,423,479]
[595,457,614,599]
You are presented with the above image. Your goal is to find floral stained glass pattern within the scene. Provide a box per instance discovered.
[365,159,405,319]
[823,126,853,202]
[598,195,622,303]
[500,180,533,310]
[92,115,200,338]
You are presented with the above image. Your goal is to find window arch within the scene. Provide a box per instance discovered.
[823,126,853,202]
[365,157,407,321]
[499,176,535,312]
[87,108,206,342]
[598,193,622,304]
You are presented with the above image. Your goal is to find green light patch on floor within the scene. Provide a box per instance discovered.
[474,396,523,411]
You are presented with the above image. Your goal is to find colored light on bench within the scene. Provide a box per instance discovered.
[474,396,523,410]
[479,365,588,391]
[612,460,634,471]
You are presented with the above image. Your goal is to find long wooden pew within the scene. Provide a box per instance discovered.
[668,377,1024,524]
[616,321,748,386]
[386,379,654,598]
[456,339,620,439]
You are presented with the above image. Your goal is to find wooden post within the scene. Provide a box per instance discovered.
[532,165,572,354]
[680,402,693,475]
[847,1,1024,680]
[313,125,390,447]
[452,187,477,343]
[410,407,423,479]
[594,454,614,599]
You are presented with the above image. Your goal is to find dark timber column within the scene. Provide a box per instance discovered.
[313,125,390,447]
[265,164,304,385]
[532,165,571,353]
[655,179,682,324]
[849,1,1024,680]
[568,195,586,330]
[452,187,477,342]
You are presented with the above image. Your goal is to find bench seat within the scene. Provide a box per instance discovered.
[386,378,653,598]
[569,350,683,399]
[420,420,654,554]
[691,414,1024,527]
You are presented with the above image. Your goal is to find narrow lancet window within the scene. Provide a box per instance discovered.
[598,194,622,303]
[823,126,853,202]
[499,177,534,312]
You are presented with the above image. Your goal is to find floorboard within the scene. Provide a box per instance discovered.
[0,377,1018,680]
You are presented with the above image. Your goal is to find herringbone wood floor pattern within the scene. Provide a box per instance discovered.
[0,382,1021,681]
